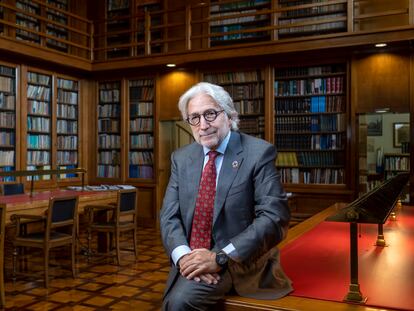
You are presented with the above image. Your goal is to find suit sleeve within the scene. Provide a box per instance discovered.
[229,144,290,263]
[159,152,189,259]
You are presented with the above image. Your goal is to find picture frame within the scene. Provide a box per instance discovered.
[367,114,383,136]
[393,122,410,148]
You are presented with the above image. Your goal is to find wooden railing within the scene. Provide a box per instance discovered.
[0,1,413,62]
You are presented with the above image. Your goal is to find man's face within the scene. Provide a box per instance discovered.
[187,93,231,149]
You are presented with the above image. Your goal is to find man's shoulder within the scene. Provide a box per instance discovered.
[173,142,201,158]
[238,132,273,149]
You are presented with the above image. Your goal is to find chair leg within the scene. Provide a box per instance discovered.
[87,228,92,261]
[44,248,49,288]
[0,263,5,308]
[12,247,18,281]
[116,230,121,265]
[71,241,76,278]
[133,228,138,261]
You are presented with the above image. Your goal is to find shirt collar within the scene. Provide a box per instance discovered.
[203,131,231,156]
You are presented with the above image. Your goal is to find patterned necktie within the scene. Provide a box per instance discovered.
[190,150,219,250]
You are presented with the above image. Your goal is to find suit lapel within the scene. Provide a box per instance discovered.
[213,131,244,225]
[184,144,204,233]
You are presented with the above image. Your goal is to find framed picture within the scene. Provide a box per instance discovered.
[367,115,383,136]
[393,122,410,148]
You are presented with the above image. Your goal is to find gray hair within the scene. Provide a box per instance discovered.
[178,82,239,130]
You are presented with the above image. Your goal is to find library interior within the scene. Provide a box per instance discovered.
[0,0,413,310]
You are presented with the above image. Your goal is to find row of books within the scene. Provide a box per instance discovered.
[27,165,52,181]
[0,112,15,128]
[130,134,154,149]
[129,79,154,87]
[130,118,153,132]
[211,31,269,42]
[130,102,153,116]
[210,0,269,13]
[97,165,120,178]
[57,151,77,165]
[57,104,77,119]
[129,164,154,179]
[274,76,344,96]
[28,100,50,115]
[276,152,299,167]
[275,65,345,78]
[57,79,78,90]
[98,134,121,148]
[0,166,16,182]
[27,85,51,101]
[279,19,346,37]
[279,167,344,184]
[130,151,153,165]
[27,72,50,85]
[275,95,344,113]
[0,66,14,77]
[0,76,14,93]
[280,3,346,18]
[130,87,154,101]
[204,70,262,84]
[234,100,264,114]
[27,117,50,132]
[98,103,121,117]
[0,151,14,166]
[27,150,50,165]
[98,119,120,132]
[57,90,78,104]
[27,134,50,148]
[57,136,77,149]
[210,13,269,27]
[276,114,346,132]
[99,89,120,103]
[0,132,15,146]
[275,134,343,150]
[57,120,77,133]
[0,94,15,109]
[384,156,410,171]
[224,84,263,99]
[239,117,264,134]
[98,150,121,165]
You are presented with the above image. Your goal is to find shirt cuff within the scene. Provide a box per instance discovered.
[222,243,239,261]
[171,245,191,266]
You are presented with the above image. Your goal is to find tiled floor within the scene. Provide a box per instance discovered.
[2,227,169,310]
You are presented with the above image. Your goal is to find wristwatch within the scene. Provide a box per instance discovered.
[215,250,229,269]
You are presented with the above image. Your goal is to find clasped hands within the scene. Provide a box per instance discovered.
[178,248,221,285]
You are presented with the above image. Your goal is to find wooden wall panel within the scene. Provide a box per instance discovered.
[352,52,410,113]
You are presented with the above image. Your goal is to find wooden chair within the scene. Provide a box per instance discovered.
[0,205,6,307]
[86,189,138,265]
[0,183,24,196]
[11,195,79,288]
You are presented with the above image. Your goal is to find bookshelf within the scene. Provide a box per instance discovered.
[0,64,16,182]
[135,1,163,55]
[97,81,121,179]
[56,77,79,179]
[274,63,347,186]
[26,70,52,181]
[277,0,347,39]
[16,0,41,44]
[203,69,265,138]
[209,0,271,47]
[46,0,69,52]
[106,0,131,59]
[128,78,155,179]
[384,153,410,179]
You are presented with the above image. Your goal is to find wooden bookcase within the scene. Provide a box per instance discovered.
[0,63,17,182]
[128,78,155,180]
[209,0,271,47]
[135,1,163,55]
[277,0,347,39]
[274,63,348,187]
[97,81,122,179]
[203,69,265,139]
[384,153,410,179]
[46,0,69,52]
[16,0,41,44]
[26,70,53,181]
[56,76,79,179]
[106,0,130,59]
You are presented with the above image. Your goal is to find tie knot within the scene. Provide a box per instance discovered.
[208,151,219,161]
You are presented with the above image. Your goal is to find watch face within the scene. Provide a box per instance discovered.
[216,252,228,266]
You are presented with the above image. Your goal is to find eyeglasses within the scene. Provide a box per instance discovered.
[186,109,225,126]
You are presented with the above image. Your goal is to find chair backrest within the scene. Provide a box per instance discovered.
[0,204,5,250]
[47,196,79,231]
[1,183,24,196]
[116,189,137,223]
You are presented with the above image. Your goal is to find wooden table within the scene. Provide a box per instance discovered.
[220,202,402,311]
[0,189,118,225]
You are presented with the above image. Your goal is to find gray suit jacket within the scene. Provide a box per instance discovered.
[160,131,293,299]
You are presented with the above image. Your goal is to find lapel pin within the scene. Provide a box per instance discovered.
[232,161,239,169]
